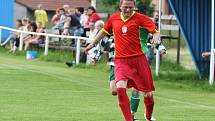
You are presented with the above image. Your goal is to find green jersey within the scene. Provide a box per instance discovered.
[139,28,149,54]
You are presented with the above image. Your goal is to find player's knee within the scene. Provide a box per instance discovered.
[116,80,127,88]
[131,89,140,98]
[110,80,116,89]
[144,92,153,99]
[110,80,117,96]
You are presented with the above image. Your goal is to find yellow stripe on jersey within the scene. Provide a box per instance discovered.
[102,28,111,35]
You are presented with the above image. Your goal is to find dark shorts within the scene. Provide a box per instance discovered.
[38,39,45,44]
[114,55,155,93]
[15,37,20,47]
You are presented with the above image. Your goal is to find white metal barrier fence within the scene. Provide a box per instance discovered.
[0,26,91,65]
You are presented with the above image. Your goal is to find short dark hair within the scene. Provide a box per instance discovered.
[16,19,23,26]
[30,22,37,32]
[60,8,65,12]
[87,6,96,13]
[76,7,84,14]
[119,0,136,6]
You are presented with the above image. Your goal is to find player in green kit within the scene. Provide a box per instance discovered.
[130,28,150,120]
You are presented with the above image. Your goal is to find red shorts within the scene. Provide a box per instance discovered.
[114,55,155,92]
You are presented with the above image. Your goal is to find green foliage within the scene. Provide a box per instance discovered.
[136,0,155,16]
[101,0,119,7]
[98,0,154,16]
[97,0,119,14]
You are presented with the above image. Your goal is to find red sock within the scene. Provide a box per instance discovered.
[116,88,133,121]
[144,96,154,120]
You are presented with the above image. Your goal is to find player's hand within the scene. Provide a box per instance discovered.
[160,49,167,55]
[84,43,94,54]
[92,59,98,65]
[202,52,211,58]
[151,32,160,45]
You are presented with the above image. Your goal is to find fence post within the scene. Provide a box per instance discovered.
[91,0,97,8]
[176,30,181,64]
[44,35,49,56]
[76,38,81,65]
[209,0,215,85]
[156,0,162,76]
[0,27,2,45]
[155,50,160,76]
[209,49,215,85]
[19,32,23,51]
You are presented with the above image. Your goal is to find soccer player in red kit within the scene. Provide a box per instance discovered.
[85,0,160,121]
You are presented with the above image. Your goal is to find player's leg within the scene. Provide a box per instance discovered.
[146,47,154,65]
[130,88,140,119]
[109,65,117,96]
[116,80,133,121]
[143,92,155,121]
[110,80,117,95]
[136,55,155,120]
[24,38,32,51]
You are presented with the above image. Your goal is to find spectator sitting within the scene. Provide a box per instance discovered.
[23,22,38,50]
[83,6,101,37]
[87,20,108,64]
[75,7,84,21]
[1,19,23,52]
[8,18,32,53]
[68,8,75,16]
[22,21,35,42]
[53,8,66,30]
[80,9,89,29]
[63,4,70,16]
[86,6,101,28]
[63,9,83,37]
[20,18,31,39]
[66,20,106,67]
[51,8,61,26]
[24,22,45,51]
[87,22,97,43]
[10,18,30,53]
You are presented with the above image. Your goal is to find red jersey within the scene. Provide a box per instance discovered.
[103,12,157,58]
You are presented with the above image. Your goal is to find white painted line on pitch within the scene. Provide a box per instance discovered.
[0,57,106,83]
[157,96,215,110]
[0,89,102,94]
[0,63,109,91]
[1,58,215,110]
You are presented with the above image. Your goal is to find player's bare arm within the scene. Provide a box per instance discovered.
[84,30,107,53]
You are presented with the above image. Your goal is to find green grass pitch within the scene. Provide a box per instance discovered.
[0,51,215,121]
